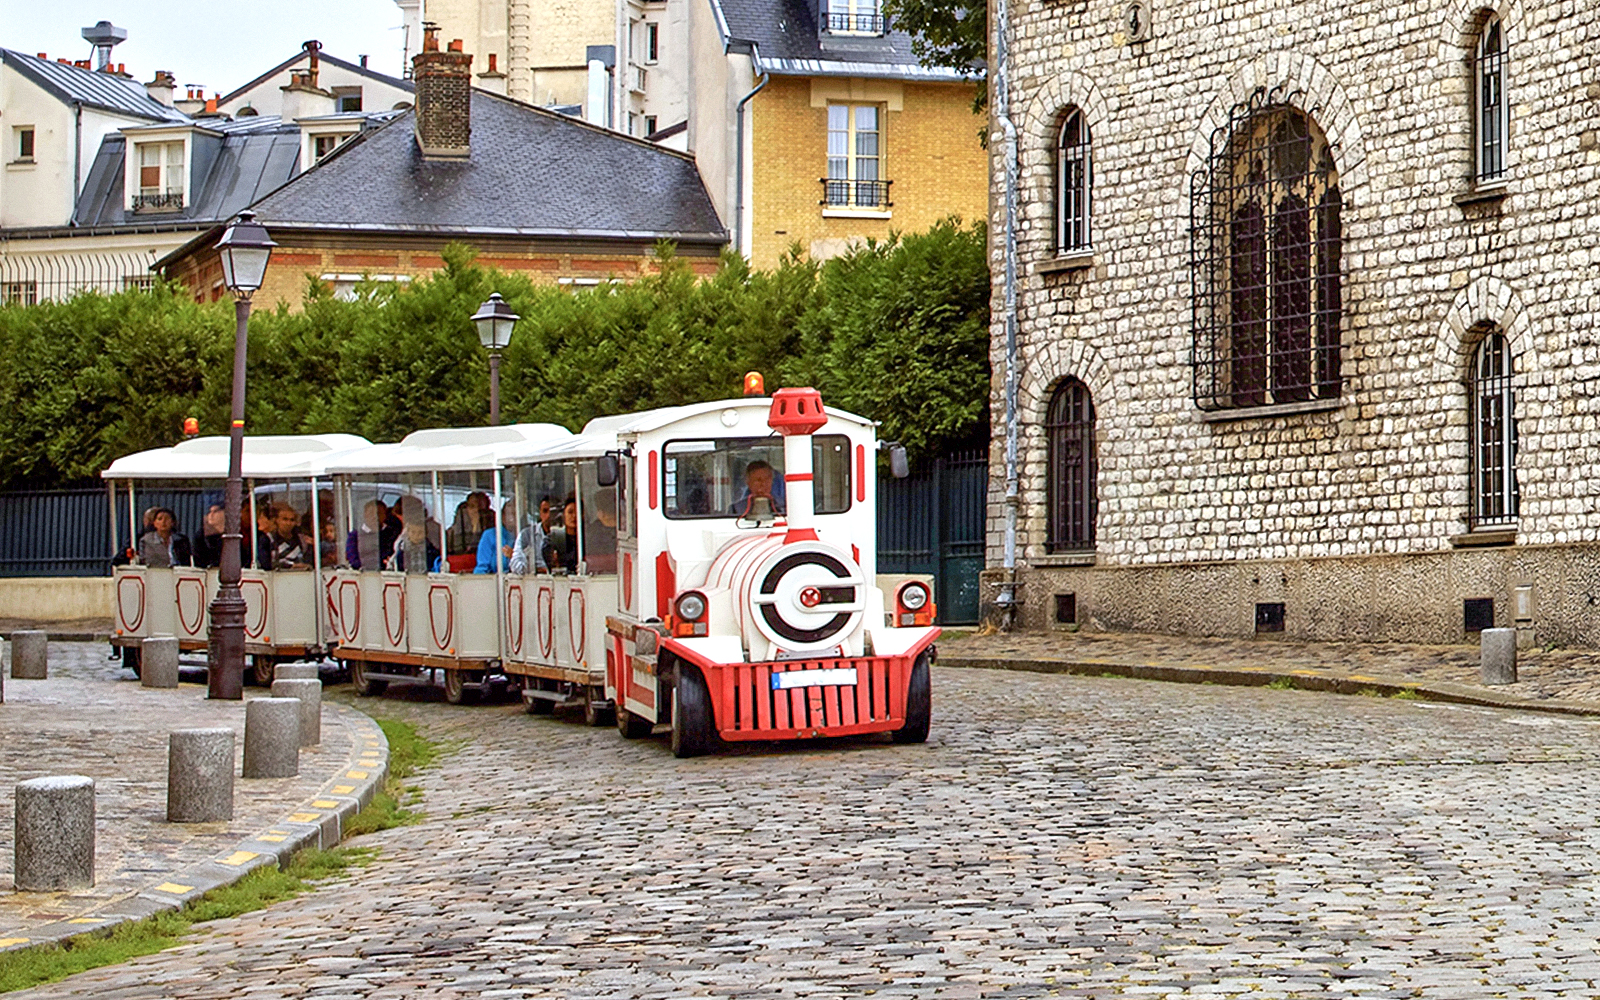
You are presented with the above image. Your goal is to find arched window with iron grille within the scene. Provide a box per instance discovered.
[1475,14,1508,185]
[1057,109,1092,253]
[1045,378,1096,552]
[1191,90,1342,410]
[1470,329,1518,529]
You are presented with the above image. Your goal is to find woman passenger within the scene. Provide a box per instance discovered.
[138,508,193,568]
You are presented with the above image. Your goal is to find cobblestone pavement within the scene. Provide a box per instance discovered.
[0,643,357,939]
[14,665,1600,998]
[941,629,1600,708]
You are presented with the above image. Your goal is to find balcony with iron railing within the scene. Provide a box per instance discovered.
[820,178,893,211]
[824,10,886,34]
[132,191,184,212]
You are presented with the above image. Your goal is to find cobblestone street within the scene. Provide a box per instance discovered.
[14,665,1600,998]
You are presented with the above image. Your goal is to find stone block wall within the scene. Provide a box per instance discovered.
[987,0,1600,642]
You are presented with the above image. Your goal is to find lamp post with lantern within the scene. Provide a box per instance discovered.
[206,211,275,700]
[471,293,519,425]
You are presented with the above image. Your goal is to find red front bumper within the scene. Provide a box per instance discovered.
[662,632,938,741]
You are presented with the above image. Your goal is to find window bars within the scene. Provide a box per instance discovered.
[1045,379,1096,552]
[1057,109,1092,253]
[1476,17,1508,184]
[1470,331,1518,529]
[1191,87,1343,410]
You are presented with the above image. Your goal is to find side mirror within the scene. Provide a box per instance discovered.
[596,454,619,488]
[889,444,909,479]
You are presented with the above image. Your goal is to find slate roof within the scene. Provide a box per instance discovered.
[0,49,188,121]
[217,49,413,108]
[242,90,726,244]
[708,0,974,81]
[70,122,304,229]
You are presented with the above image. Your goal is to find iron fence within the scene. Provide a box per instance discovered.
[0,488,216,577]
[0,249,160,304]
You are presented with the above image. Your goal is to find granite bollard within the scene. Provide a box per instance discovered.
[14,775,95,890]
[11,630,47,680]
[273,662,320,682]
[242,698,301,778]
[167,728,235,822]
[1481,627,1518,685]
[141,636,181,689]
[271,678,322,746]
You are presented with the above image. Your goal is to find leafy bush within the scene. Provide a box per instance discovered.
[0,221,989,489]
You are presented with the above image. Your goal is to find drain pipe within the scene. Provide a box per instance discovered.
[730,39,767,259]
[993,0,1021,628]
[71,101,83,224]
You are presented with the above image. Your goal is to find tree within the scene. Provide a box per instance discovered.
[882,0,987,109]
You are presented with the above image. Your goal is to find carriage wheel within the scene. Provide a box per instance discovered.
[350,659,386,697]
[891,651,932,745]
[443,668,477,705]
[121,645,142,679]
[583,689,615,728]
[671,664,716,758]
[616,705,654,740]
[251,655,276,687]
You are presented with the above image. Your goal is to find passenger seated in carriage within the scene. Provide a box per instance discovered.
[474,499,521,573]
[192,502,226,569]
[448,491,494,556]
[730,460,785,518]
[345,499,398,570]
[138,507,193,568]
[387,498,441,573]
[266,502,313,570]
[508,498,551,575]
[543,498,579,572]
[583,491,618,574]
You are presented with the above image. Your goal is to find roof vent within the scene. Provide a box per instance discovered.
[80,20,127,72]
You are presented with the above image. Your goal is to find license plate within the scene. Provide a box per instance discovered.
[771,667,857,690]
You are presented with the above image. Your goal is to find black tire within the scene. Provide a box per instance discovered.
[121,645,142,678]
[520,676,553,714]
[443,668,477,705]
[891,652,932,745]
[250,655,276,687]
[350,659,387,697]
[584,690,615,728]
[671,663,716,758]
[616,705,654,739]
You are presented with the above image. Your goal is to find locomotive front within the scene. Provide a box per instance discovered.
[607,386,939,757]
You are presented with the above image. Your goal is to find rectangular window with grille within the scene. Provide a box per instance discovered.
[1475,18,1508,185]
[133,141,186,210]
[825,104,889,210]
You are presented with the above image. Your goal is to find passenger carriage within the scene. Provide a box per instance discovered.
[101,433,371,681]
[323,423,572,702]
[504,385,939,756]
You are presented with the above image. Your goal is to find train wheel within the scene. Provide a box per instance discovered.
[616,706,654,740]
[891,651,932,745]
[671,664,715,758]
[350,660,386,697]
[443,668,477,706]
[251,655,276,687]
[584,690,615,728]
[121,646,142,679]
[521,676,552,714]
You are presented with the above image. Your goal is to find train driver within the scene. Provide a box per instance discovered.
[731,460,786,517]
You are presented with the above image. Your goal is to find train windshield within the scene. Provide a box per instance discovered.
[662,435,851,519]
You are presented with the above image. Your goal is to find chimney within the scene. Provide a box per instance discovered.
[303,40,321,88]
[174,87,206,116]
[280,56,336,122]
[477,52,507,96]
[145,70,176,107]
[80,20,127,72]
[411,25,473,159]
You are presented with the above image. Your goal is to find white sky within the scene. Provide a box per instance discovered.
[1,0,408,97]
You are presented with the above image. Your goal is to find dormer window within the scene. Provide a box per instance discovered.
[825,0,884,35]
[134,140,184,211]
[333,86,363,113]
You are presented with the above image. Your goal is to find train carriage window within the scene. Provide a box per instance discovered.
[512,462,576,574]
[578,462,618,574]
[614,455,633,540]
[439,470,497,572]
[662,435,852,519]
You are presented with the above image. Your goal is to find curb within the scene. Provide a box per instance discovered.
[0,704,390,955]
[939,655,1600,718]
[0,632,111,644]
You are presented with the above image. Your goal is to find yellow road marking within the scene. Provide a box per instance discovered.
[0,938,29,947]
[312,800,339,809]
[67,918,104,925]
[288,812,320,823]
[347,770,368,779]
[332,785,355,794]
[218,851,259,867]
[258,834,287,843]
[153,883,193,895]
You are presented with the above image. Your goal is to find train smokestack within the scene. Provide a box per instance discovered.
[766,387,828,544]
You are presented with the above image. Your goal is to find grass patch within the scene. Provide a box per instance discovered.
[0,847,374,994]
[1390,688,1423,701]
[1266,677,1297,691]
[331,717,442,837]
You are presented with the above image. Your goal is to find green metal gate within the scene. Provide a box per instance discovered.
[877,450,988,625]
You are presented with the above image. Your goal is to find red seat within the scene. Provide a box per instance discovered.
[446,554,476,573]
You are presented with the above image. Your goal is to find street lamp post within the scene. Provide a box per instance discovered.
[207,211,276,700]
[471,293,519,425]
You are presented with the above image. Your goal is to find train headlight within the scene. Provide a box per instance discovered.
[895,582,935,627]
[900,584,929,611]
[676,592,707,622]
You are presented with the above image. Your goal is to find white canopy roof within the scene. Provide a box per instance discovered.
[500,430,619,466]
[102,434,373,481]
[590,397,875,437]
[325,423,574,475]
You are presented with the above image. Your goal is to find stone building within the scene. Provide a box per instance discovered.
[987,1,1600,646]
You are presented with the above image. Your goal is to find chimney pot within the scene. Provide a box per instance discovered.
[37,52,47,59]
[448,39,463,52]
[487,53,498,72]
[422,23,440,52]
[411,34,473,159]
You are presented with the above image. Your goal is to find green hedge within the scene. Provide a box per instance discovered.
[0,219,989,489]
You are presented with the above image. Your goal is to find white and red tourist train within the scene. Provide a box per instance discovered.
[102,384,938,756]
